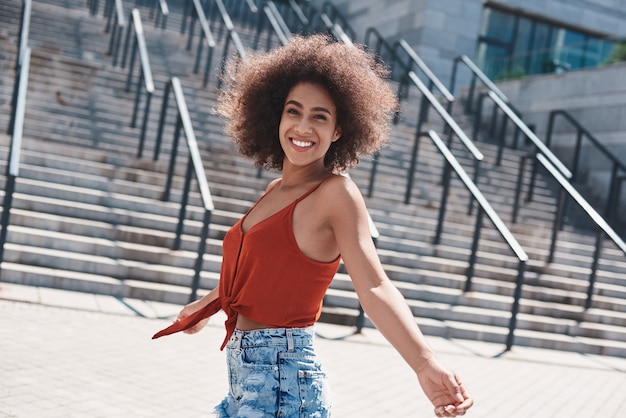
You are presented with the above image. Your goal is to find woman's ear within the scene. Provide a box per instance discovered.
[333,126,342,142]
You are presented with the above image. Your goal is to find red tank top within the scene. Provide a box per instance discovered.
[152,178,341,349]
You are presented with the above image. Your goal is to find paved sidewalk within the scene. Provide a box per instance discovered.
[1,283,626,418]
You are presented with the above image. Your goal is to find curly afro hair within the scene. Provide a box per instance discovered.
[217,34,398,172]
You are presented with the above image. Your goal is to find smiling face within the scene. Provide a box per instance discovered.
[278,82,342,171]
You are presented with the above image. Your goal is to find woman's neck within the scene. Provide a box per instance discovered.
[280,162,332,187]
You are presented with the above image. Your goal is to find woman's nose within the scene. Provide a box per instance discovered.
[295,120,312,135]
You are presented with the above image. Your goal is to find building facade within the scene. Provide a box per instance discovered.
[315,0,626,87]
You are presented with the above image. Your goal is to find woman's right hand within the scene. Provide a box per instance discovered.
[177,300,210,334]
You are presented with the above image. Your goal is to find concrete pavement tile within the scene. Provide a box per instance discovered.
[141,300,185,319]
[584,353,626,372]
[2,295,626,417]
[92,294,140,316]
[0,283,40,304]
[111,297,169,318]
[37,287,102,311]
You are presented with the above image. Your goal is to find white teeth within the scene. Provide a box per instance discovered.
[292,139,313,148]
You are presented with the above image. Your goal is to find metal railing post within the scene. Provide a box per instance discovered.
[427,130,528,352]
[1,47,31,270]
[537,153,626,284]
[0,176,17,269]
[189,209,213,302]
[512,156,529,223]
[403,72,484,205]
[163,115,183,202]
[585,231,604,310]
[174,156,195,251]
[152,78,216,301]
[434,152,453,245]
[465,208,484,291]
[8,0,31,136]
[154,79,172,161]
[506,260,527,351]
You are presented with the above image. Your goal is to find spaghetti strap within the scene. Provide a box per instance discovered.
[242,180,281,217]
[295,176,334,203]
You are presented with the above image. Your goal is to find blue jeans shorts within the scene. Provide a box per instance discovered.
[214,326,331,417]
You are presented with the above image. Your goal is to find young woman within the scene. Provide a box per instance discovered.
[154,34,473,418]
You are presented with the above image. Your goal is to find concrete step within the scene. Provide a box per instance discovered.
[1,0,624,358]
[1,240,222,288]
[322,288,626,356]
[0,261,215,306]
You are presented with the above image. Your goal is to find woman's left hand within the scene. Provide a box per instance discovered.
[416,357,473,417]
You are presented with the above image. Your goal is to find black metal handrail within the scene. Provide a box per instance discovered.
[8,0,32,136]
[148,0,169,29]
[267,1,292,41]
[213,0,259,29]
[457,58,624,312]
[314,11,353,45]
[457,53,571,211]
[369,70,484,207]
[181,0,247,82]
[3,4,33,270]
[478,95,624,306]
[394,40,454,107]
[105,0,127,66]
[363,27,398,70]
[477,91,572,178]
[320,1,356,40]
[0,48,31,271]
[254,1,292,50]
[211,0,248,88]
[535,153,626,309]
[88,0,98,15]
[115,9,155,158]
[276,0,310,33]
[426,130,528,351]
[450,54,509,113]
[450,54,532,154]
[393,40,455,141]
[184,0,217,87]
[155,77,215,302]
[475,91,576,241]
[546,109,626,225]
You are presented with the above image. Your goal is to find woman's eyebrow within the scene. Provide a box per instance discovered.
[285,99,332,115]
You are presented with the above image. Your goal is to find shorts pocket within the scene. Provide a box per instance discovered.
[277,350,331,417]
[230,348,280,412]
[297,369,331,418]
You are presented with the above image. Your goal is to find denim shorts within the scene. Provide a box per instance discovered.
[213,326,331,418]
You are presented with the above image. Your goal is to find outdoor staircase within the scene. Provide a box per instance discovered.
[1,0,625,357]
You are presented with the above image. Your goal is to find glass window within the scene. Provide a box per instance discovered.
[480,43,513,79]
[476,6,616,80]
[511,18,534,76]
[560,30,588,69]
[484,9,516,43]
[527,22,554,74]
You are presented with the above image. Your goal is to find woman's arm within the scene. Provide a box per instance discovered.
[325,176,473,416]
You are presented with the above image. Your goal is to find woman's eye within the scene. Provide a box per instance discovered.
[314,114,327,121]
[286,108,299,115]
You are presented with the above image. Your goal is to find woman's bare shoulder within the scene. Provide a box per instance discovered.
[265,177,281,192]
[318,174,365,211]
[320,173,355,193]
